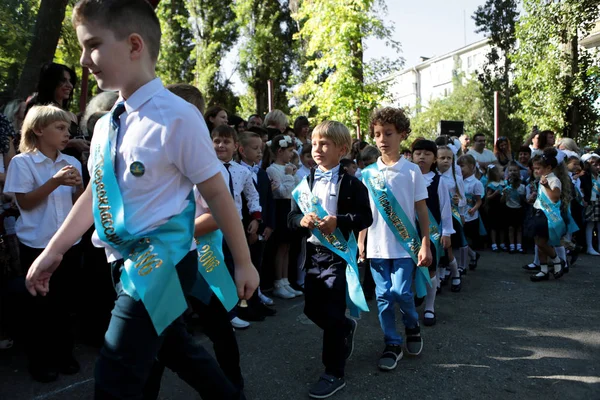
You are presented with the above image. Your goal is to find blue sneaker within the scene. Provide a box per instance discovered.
[308,374,346,399]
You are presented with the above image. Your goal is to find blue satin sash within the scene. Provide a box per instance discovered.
[593,178,600,196]
[91,114,194,335]
[292,179,368,317]
[193,229,238,311]
[361,165,431,298]
[423,209,443,267]
[537,189,566,246]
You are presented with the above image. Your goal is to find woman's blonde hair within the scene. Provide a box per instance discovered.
[20,105,71,153]
[311,121,352,156]
[264,109,288,131]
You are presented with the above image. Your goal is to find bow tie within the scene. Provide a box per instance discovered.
[315,168,333,182]
[244,164,260,174]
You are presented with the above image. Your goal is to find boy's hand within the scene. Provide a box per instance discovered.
[235,264,260,300]
[300,212,319,229]
[247,232,258,245]
[418,244,432,267]
[247,219,259,235]
[26,251,63,296]
[441,235,451,249]
[318,216,337,235]
[263,227,273,241]
[53,165,80,187]
[468,208,476,216]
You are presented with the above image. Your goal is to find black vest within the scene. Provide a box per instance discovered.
[426,174,441,225]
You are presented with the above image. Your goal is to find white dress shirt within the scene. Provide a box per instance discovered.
[440,168,467,214]
[463,175,485,222]
[222,159,261,218]
[88,78,222,261]
[423,171,455,237]
[307,165,339,246]
[365,157,428,259]
[5,151,82,248]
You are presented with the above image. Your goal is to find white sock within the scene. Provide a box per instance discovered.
[491,243,498,250]
[510,244,515,251]
[444,268,451,278]
[468,247,477,259]
[500,243,507,250]
[448,258,460,277]
[534,264,549,278]
[534,245,540,265]
[586,222,597,251]
[460,247,469,269]
[555,246,566,263]
[517,243,522,250]
[425,276,437,313]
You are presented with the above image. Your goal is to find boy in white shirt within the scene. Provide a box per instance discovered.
[25,1,257,398]
[361,107,432,371]
[457,154,485,258]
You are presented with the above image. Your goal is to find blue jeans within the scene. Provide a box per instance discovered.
[370,258,419,345]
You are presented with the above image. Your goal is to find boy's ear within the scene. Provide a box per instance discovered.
[129,33,145,60]
[33,127,43,137]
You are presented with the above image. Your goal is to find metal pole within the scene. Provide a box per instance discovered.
[494,91,499,144]
[267,80,274,112]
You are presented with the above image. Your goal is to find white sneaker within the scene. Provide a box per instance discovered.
[259,291,274,306]
[273,281,296,299]
[282,279,303,296]
[230,317,250,330]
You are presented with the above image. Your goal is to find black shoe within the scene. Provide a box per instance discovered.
[378,344,403,371]
[458,267,467,276]
[308,374,346,399]
[237,305,266,322]
[414,295,425,307]
[440,275,450,286]
[450,276,462,293]
[522,263,540,272]
[257,302,276,317]
[469,252,480,270]
[491,247,499,253]
[436,286,442,294]
[552,259,566,279]
[344,318,357,360]
[530,271,549,282]
[59,354,80,375]
[423,310,436,327]
[29,364,58,383]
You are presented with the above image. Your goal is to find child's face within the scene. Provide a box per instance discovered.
[373,123,406,158]
[518,151,531,165]
[345,163,358,176]
[300,152,316,168]
[437,149,453,173]
[311,134,347,170]
[77,22,137,94]
[459,162,475,178]
[566,160,579,173]
[587,161,598,174]
[36,120,70,151]
[532,162,552,178]
[212,136,237,161]
[278,146,294,164]
[240,136,262,164]
[507,166,520,177]
[412,149,435,173]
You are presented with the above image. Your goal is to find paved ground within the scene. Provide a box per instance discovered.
[1,250,599,400]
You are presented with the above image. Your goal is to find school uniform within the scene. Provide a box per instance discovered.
[532,172,561,240]
[485,180,506,231]
[89,78,242,399]
[288,165,372,379]
[423,172,455,269]
[268,163,301,244]
[580,172,600,222]
[504,183,526,228]
[463,174,485,248]
[4,150,82,378]
[364,157,427,346]
[440,168,467,249]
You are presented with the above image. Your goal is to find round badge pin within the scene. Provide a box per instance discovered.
[130,161,145,177]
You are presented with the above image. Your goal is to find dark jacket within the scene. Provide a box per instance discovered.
[242,168,275,234]
[580,172,594,203]
[287,167,373,240]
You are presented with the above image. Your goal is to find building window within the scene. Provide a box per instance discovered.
[467,56,472,68]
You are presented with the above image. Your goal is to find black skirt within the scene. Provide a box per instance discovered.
[532,209,550,240]
[273,198,292,243]
[450,216,467,249]
[505,206,525,229]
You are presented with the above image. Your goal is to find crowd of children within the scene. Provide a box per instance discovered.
[0,0,598,399]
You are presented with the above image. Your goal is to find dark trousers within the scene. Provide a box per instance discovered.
[95,251,243,400]
[16,242,81,369]
[248,240,265,307]
[464,219,484,249]
[304,244,352,378]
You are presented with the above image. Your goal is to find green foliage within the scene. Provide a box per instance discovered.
[0,0,39,100]
[513,0,600,141]
[234,0,297,116]
[290,0,402,136]
[155,0,195,85]
[187,0,239,111]
[410,75,492,143]
[472,0,526,146]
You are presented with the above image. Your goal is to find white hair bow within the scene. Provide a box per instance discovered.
[278,139,289,148]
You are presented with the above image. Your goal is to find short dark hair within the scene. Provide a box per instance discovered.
[411,139,437,155]
[473,133,485,141]
[73,0,161,62]
[211,124,238,142]
[167,83,205,114]
[340,158,357,169]
[517,145,532,155]
[300,143,312,156]
[369,107,411,137]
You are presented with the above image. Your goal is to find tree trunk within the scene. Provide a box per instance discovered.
[15,0,70,99]
[567,34,580,138]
